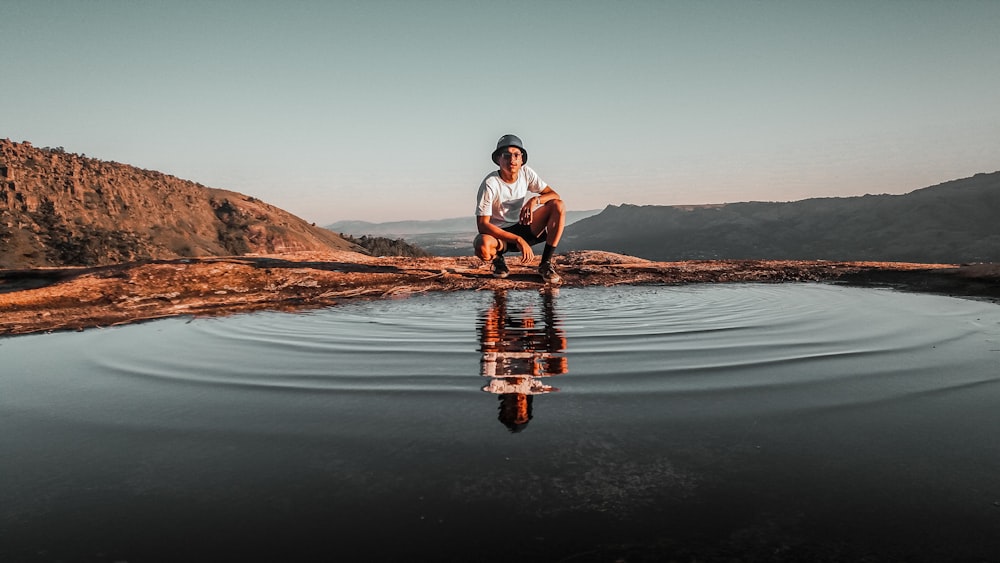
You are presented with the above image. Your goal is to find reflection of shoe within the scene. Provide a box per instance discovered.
[539,261,561,284]
[492,254,509,278]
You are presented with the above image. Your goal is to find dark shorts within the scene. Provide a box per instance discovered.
[501,223,546,249]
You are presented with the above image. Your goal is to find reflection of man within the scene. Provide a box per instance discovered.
[477,289,567,432]
[473,134,566,284]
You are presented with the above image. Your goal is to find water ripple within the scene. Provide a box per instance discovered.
[30,284,1000,409]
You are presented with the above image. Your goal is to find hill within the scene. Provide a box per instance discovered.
[561,171,1000,263]
[0,139,361,268]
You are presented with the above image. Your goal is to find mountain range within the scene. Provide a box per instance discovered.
[3,137,996,268]
[559,171,999,263]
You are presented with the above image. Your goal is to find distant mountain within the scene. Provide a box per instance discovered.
[327,210,602,256]
[0,139,362,268]
[328,217,474,236]
[561,171,1000,263]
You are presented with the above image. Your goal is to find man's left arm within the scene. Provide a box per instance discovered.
[535,186,560,206]
[519,187,561,224]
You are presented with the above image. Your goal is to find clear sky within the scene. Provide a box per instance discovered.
[2,1,998,224]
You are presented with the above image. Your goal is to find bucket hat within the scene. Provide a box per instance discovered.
[492,134,528,165]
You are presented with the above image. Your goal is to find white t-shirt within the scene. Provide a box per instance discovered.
[475,165,547,227]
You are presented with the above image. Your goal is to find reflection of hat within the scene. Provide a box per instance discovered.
[498,393,532,433]
[491,134,528,165]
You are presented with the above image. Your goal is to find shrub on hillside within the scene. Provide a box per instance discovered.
[340,234,430,257]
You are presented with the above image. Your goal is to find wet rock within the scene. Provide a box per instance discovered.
[2,251,991,336]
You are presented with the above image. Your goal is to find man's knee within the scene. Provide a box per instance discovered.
[535,199,565,227]
[473,234,487,258]
[474,234,497,260]
[547,198,565,215]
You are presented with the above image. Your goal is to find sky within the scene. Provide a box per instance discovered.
[2,1,998,224]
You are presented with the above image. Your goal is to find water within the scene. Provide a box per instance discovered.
[2,284,999,562]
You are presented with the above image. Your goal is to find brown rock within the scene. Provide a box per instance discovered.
[2,251,992,337]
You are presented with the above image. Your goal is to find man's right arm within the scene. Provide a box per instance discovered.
[476,215,512,241]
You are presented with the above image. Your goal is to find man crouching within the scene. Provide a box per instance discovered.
[473,134,565,283]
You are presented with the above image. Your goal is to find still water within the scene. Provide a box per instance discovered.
[2,284,1000,562]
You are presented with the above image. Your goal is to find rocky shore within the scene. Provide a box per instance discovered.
[2,250,997,336]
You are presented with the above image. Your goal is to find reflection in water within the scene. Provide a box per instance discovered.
[477,289,568,432]
[5,286,1000,561]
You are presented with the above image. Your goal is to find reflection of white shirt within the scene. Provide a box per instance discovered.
[481,377,557,395]
[475,166,547,227]
[481,351,559,377]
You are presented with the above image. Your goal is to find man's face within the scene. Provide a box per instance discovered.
[497,147,523,176]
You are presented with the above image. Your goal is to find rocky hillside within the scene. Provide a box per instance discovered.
[0,139,361,268]
[561,171,1000,263]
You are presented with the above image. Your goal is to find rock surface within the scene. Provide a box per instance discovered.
[3,250,996,336]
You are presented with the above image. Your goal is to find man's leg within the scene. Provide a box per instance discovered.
[529,199,566,263]
[474,233,505,262]
[532,199,565,247]
[530,199,565,283]
[474,234,510,278]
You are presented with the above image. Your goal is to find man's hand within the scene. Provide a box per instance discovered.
[516,237,535,263]
[519,200,534,225]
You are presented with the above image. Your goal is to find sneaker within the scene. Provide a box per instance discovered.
[538,261,561,284]
[492,254,509,278]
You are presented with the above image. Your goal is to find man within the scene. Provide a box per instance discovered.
[474,134,566,283]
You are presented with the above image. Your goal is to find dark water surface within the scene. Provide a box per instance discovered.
[2,284,1000,562]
